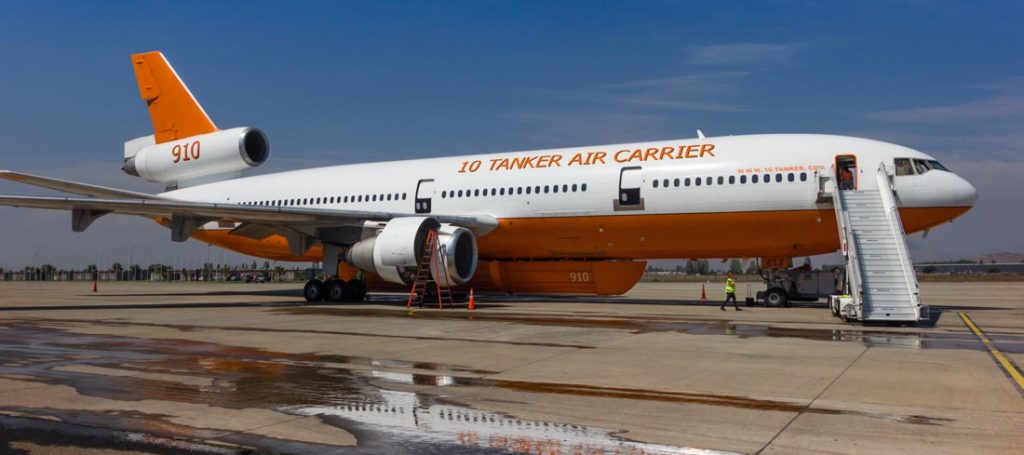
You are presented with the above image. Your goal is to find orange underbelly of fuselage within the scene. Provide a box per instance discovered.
[189,206,968,262]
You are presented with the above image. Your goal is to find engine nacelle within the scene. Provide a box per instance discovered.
[344,218,478,286]
[122,127,269,185]
[346,217,440,285]
[431,224,478,286]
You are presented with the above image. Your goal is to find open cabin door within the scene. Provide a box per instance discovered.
[835,155,858,190]
[614,166,644,211]
[414,179,435,214]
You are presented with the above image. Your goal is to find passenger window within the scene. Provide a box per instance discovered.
[491,188,497,196]
[517,187,523,195]
[684,178,690,187]
[441,191,447,198]
[473,189,479,197]
[535,185,541,193]
[729,175,735,184]
[800,172,807,182]
[499,188,505,196]
[787,173,794,182]
[740,175,747,184]
[717,176,724,185]
[653,180,659,188]
[706,177,712,186]
[764,174,770,183]
[562,184,568,192]
[695,177,702,186]
[526,186,532,194]
[553,185,559,193]
[752,175,759,183]
[581,183,587,191]
[402,193,407,200]
[662,179,669,188]
[894,158,913,175]
[572,184,578,192]
[544,185,550,193]
[387,194,392,201]
[673,178,680,187]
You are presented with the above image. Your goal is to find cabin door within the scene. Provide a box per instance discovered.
[614,166,645,211]
[414,179,435,214]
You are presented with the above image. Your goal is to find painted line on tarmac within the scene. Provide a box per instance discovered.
[959,312,1024,395]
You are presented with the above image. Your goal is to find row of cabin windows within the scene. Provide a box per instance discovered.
[440,183,588,199]
[239,193,409,207]
[652,172,809,189]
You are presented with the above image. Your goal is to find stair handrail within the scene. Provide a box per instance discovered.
[874,163,921,313]
[830,164,863,310]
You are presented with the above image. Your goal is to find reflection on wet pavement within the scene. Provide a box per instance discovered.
[0,323,735,454]
[278,307,1024,353]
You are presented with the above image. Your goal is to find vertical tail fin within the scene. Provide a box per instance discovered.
[131,51,218,143]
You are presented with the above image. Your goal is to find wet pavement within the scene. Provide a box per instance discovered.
[0,281,1022,454]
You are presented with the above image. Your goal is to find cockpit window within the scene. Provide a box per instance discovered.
[894,158,913,175]
[913,159,931,174]
[910,159,950,174]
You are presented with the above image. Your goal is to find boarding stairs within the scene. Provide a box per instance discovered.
[830,164,926,323]
[406,230,454,310]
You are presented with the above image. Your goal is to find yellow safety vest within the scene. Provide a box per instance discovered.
[725,278,736,293]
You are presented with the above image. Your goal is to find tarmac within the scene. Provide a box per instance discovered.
[0,280,1021,454]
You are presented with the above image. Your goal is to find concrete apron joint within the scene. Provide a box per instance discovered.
[755,345,870,454]
[959,312,1024,396]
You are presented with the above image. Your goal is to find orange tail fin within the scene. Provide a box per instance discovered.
[131,51,217,143]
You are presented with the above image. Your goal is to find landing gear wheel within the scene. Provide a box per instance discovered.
[303,279,325,303]
[325,279,347,303]
[765,289,788,308]
[349,280,368,302]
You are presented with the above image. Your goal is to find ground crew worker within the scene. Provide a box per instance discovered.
[721,273,741,311]
[840,167,854,190]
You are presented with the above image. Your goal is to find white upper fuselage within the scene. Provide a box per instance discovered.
[163,134,977,220]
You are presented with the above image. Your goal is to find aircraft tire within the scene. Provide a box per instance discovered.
[303,279,325,303]
[325,279,347,303]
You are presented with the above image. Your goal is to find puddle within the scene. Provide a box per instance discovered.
[0,323,739,454]
[277,307,1024,353]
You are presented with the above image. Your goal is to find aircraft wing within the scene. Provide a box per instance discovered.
[0,195,498,254]
[0,171,162,200]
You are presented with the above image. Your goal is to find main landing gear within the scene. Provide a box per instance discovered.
[303,278,368,303]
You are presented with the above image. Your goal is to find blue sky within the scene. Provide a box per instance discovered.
[1,1,1022,268]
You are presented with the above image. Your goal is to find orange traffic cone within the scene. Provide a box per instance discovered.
[468,288,475,310]
[700,283,706,301]
[92,280,97,293]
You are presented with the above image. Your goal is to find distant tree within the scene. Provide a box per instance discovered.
[251,261,258,270]
[128,264,142,280]
[85,264,98,280]
[987,267,1001,273]
[921,265,937,274]
[262,261,271,270]
[745,261,760,275]
[696,259,710,275]
[674,264,684,273]
[729,259,744,274]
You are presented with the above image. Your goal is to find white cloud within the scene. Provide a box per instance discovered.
[685,42,804,66]
[867,95,1024,123]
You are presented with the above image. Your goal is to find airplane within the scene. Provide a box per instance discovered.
[0,51,977,303]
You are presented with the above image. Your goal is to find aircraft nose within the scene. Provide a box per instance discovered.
[947,173,978,207]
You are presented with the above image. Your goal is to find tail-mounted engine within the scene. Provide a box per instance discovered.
[345,217,478,285]
[122,127,269,187]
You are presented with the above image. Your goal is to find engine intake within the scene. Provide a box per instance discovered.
[122,127,269,185]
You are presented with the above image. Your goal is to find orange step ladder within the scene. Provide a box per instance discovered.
[406,230,454,310]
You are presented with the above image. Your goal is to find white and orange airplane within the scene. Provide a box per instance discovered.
[0,52,977,302]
